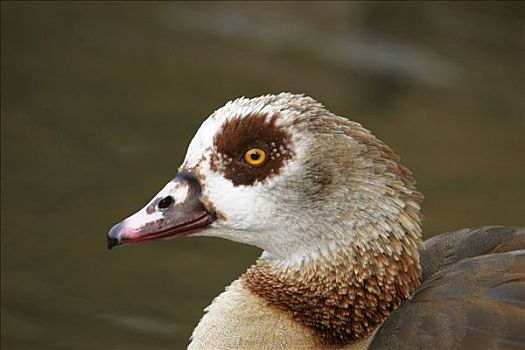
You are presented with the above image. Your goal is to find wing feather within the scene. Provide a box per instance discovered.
[369,226,525,350]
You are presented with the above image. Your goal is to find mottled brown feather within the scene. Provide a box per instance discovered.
[242,233,421,347]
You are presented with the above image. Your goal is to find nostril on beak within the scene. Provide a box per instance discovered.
[158,195,174,209]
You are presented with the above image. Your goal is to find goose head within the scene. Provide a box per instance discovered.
[108,93,423,263]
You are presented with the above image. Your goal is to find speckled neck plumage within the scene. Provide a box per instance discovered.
[178,93,426,347]
[242,228,421,347]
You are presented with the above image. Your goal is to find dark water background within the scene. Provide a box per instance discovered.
[2,2,524,349]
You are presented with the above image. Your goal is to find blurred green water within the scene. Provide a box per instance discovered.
[1,2,524,349]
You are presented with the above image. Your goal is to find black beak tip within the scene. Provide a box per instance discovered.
[107,222,125,250]
[107,236,119,250]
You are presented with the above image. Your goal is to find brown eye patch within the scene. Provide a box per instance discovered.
[210,113,293,186]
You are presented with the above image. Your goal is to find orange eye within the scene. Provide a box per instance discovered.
[243,147,267,166]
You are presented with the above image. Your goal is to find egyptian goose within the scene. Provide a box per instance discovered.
[108,93,525,349]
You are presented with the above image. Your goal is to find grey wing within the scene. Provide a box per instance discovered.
[369,226,525,350]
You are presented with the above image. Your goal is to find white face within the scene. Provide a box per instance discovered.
[178,95,316,257]
[108,93,326,257]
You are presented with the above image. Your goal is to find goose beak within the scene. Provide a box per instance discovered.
[107,172,216,250]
